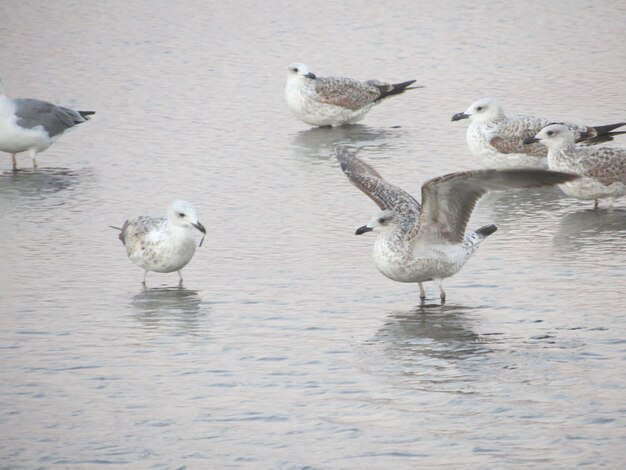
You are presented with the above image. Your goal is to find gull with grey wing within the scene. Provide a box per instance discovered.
[0,79,94,169]
[336,148,578,302]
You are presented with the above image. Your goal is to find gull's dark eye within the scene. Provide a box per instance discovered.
[178,212,185,217]
[476,106,484,112]
[292,67,298,73]
[378,217,387,224]
[546,131,554,136]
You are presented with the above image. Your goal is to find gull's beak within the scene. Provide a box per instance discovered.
[451,112,470,121]
[355,225,373,235]
[523,136,540,145]
[193,221,206,234]
[304,72,316,79]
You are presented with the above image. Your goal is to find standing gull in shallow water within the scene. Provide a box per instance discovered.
[336,148,578,302]
[0,79,95,169]
[111,200,206,285]
[451,97,625,169]
[525,124,626,209]
[285,63,420,127]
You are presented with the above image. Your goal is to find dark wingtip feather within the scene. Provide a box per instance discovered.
[79,111,96,120]
[540,170,580,184]
[393,79,417,90]
[592,122,626,136]
[375,80,420,101]
[582,134,620,145]
[582,130,626,145]
[495,169,580,187]
[576,122,626,145]
[475,224,498,238]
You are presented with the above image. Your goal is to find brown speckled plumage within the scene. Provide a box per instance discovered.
[533,124,626,205]
[285,63,419,127]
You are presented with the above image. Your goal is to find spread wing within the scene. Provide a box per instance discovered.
[414,169,579,246]
[336,147,421,234]
[314,77,381,110]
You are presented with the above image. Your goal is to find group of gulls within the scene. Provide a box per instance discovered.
[1,65,624,300]
[285,63,624,301]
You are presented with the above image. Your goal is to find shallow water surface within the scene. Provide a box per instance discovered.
[1,0,625,468]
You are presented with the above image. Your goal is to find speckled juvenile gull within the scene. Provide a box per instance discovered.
[0,78,95,169]
[525,124,626,209]
[111,200,206,285]
[285,63,421,127]
[451,97,625,169]
[336,147,578,302]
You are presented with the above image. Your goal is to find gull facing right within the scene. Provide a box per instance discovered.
[111,200,206,285]
[451,97,625,169]
[525,124,626,209]
[336,148,578,302]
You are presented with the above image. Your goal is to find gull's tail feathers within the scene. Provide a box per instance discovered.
[475,224,498,239]
[373,80,423,101]
[550,121,626,146]
[582,122,626,145]
[465,224,498,248]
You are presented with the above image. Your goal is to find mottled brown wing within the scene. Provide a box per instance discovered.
[336,147,421,232]
[490,135,548,157]
[488,115,552,157]
[580,148,626,185]
[314,77,381,110]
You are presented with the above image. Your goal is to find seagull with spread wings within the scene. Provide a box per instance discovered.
[285,63,421,127]
[336,148,578,302]
[451,97,625,169]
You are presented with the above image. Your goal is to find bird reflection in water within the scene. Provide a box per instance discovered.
[369,303,504,392]
[130,286,207,335]
[374,303,503,360]
[291,124,404,159]
[554,208,626,252]
[0,166,82,199]
[480,186,566,224]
